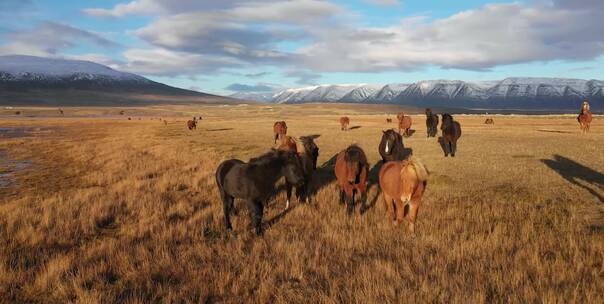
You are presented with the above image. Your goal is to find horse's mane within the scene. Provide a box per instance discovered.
[401,156,429,182]
[249,149,284,166]
[344,145,367,165]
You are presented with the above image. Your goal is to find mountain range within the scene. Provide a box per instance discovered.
[231,78,604,110]
[0,55,232,106]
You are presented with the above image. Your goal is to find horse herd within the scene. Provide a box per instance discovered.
[214,102,594,236]
[215,108,466,235]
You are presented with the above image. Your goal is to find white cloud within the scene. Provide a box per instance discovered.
[362,0,400,6]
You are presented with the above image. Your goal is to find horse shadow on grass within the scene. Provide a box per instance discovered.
[541,155,604,203]
[349,126,362,130]
[206,128,234,132]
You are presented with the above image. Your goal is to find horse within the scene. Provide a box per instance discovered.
[398,114,412,137]
[425,108,439,137]
[334,145,369,215]
[199,116,203,120]
[379,129,407,162]
[578,101,592,134]
[378,157,428,232]
[187,120,197,130]
[58,108,64,115]
[340,117,350,131]
[484,118,495,125]
[215,149,305,235]
[441,114,462,157]
[396,112,405,122]
[273,121,288,143]
[127,117,131,120]
[119,110,125,115]
[386,118,392,123]
[275,134,297,153]
[164,120,168,126]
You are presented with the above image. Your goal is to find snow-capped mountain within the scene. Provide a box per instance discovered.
[232,77,603,110]
[0,55,229,105]
[229,91,275,102]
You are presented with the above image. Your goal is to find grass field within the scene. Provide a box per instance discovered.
[0,104,603,303]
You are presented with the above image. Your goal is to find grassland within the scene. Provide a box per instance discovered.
[0,104,603,303]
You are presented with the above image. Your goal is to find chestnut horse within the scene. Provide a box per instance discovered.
[386,118,392,123]
[578,101,592,133]
[425,108,439,137]
[484,118,494,125]
[334,145,369,215]
[340,116,350,131]
[398,114,412,137]
[275,134,297,152]
[187,120,197,130]
[273,121,288,143]
[379,157,428,232]
[441,114,461,157]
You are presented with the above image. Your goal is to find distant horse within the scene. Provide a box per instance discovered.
[164,120,168,126]
[441,114,462,157]
[578,101,592,133]
[386,118,392,123]
[379,157,428,232]
[425,108,439,137]
[396,112,405,122]
[199,116,203,120]
[127,117,131,120]
[283,136,320,209]
[215,149,305,235]
[58,108,64,115]
[379,129,407,162]
[119,110,125,115]
[15,111,21,115]
[273,121,288,143]
[340,117,350,131]
[187,120,197,130]
[398,114,412,137]
[484,118,495,125]
[335,145,369,215]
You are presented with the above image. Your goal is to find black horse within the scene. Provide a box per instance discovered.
[425,108,439,137]
[441,113,462,157]
[215,149,304,235]
[378,129,407,162]
[285,136,319,209]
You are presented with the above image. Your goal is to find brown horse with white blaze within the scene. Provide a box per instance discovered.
[273,121,288,143]
[379,157,428,232]
[335,145,369,215]
[578,101,592,134]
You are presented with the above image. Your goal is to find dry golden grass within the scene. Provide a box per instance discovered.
[0,104,603,303]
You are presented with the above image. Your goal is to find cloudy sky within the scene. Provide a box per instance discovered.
[1,0,603,95]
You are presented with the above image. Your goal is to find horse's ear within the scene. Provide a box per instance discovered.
[382,130,386,134]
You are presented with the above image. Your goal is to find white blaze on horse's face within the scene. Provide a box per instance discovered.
[385,141,389,153]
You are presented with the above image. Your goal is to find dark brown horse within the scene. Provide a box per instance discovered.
[379,157,428,232]
[441,114,462,157]
[215,149,305,235]
[386,118,392,123]
[187,120,197,130]
[398,114,412,137]
[273,121,287,143]
[484,118,494,125]
[379,129,407,162]
[578,101,592,134]
[340,117,350,131]
[334,145,369,215]
[58,108,64,115]
[425,108,438,137]
[279,136,320,209]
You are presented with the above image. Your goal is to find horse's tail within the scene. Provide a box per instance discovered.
[402,157,429,182]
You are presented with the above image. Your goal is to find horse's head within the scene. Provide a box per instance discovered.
[581,101,590,113]
[280,150,305,186]
[441,113,453,129]
[300,136,319,169]
[425,108,432,116]
[344,146,365,184]
[381,129,400,155]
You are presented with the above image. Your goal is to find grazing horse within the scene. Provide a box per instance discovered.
[334,145,369,215]
[216,149,305,235]
[386,118,392,123]
[425,108,439,137]
[119,110,125,115]
[187,120,197,130]
[441,114,462,157]
[340,117,350,131]
[484,118,495,125]
[379,157,428,232]
[398,114,412,137]
[163,120,168,126]
[379,129,407,162]
[273,121,288,143]
[578,101,592,134]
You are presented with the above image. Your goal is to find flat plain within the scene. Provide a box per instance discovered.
[0,104,602,303]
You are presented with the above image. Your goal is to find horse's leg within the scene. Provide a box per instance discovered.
[221,192,234,230]
[383,193,395,223]
[339,188,345,204]
[285,182,293,210]
[443,138,450,157]
[394,199,405,227]
[407,199,421,233]
[451,139,457,157]
[358,185,367,213]
[345,187,354,215]
[247,200,264,235]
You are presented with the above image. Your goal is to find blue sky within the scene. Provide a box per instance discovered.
[1,0,603,95]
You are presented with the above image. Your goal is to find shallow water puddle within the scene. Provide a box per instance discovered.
[0,150,31,188]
